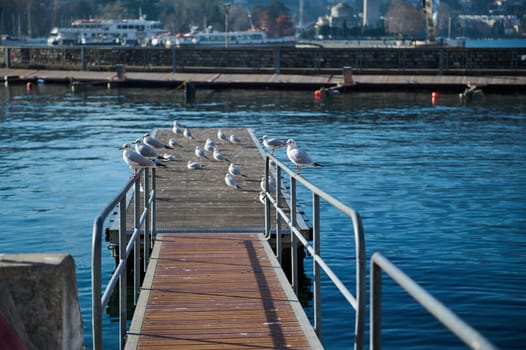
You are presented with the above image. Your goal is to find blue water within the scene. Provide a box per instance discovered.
[0,84,524,349]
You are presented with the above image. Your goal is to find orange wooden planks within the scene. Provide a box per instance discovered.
[126,233,318,349]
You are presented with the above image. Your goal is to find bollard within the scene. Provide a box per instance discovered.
[343,66,353,85]
[115,64,126,80]
[185,81,196,104]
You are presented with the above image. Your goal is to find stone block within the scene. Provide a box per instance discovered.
[0,253,84,350]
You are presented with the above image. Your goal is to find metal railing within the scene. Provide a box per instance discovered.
[262,154,366,350]
[262,154,498,350]
[91,168,156,350]
[370,252,498,350]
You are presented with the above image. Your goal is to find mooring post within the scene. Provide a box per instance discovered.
[185,81,196,104]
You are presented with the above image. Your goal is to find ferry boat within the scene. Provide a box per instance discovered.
[47,17,168,46]
[152,30,295,48]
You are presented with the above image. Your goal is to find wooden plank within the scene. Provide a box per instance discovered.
[125,233,322,349]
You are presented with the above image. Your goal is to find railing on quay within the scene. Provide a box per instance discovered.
[91,168,156,350]
[262,154,498,350]
[370,252,498,350]
[262,154,366,350]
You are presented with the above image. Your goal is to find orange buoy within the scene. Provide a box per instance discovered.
[431,91,438,104]
[26,82,33,91]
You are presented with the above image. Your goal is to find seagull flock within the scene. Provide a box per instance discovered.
[119,121,322,194]
[119,121,248,191]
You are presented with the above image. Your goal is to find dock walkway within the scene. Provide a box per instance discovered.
[123,128,322,349]
[2,68,526,92]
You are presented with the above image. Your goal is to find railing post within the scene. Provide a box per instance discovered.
[133,176,141,304]
[143,169,150,271]
[275,166,282,264]
[264,157,271,239]
[290,176,298,295]
[371,256,382,350]
[81,46,86,70]
[151,168,157,244]
[354,211,366,350]
[118,196,127,350]
[313,193,321,336]
[91,218,103,350]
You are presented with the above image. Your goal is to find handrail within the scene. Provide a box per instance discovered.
[91,168,156,350]
[263,154,366,350]
[370,252,498,350]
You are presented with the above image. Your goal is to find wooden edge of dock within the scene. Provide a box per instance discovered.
[124,232,324,350]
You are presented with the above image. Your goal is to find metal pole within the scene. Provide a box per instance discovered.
[313,193,321,336]
[371,257,382,350]
[118,197,127,350]
[264,157,271,239]
[290,177,298,295]
[91,217,103,350]
[276,166,282,263]
[224,4,231,48]
[133,176,141,304]
[143,170,150,271]
[151,168,157,244]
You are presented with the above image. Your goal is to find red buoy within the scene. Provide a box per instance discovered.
[314,90,322,99]
[26,82,33,91]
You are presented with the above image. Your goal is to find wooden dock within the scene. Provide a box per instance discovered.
[123,128,322,349]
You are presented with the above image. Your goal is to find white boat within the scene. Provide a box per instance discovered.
[152,30,295,48]
[47,17,168,46]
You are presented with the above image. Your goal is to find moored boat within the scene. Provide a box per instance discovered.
[47,17,168,46]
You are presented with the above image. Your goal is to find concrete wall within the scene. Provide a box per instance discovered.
[0,253,84,350]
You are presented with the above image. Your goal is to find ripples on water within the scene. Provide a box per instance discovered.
[0,85,524,349]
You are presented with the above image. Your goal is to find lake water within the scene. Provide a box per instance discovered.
[0,84,524,349]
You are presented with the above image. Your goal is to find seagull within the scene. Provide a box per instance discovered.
[143,133,173,149]
[229,134,241,145]
[183,128,194,141]
[187,160,205,170]
[261,135,286,155]
[213,147,229,162]
[195,146,208,160]
[133,139,164,161]
[204,138,217,152]
[172,120,183,135]
[225,173,241,191]
[286,139,322,175]
[168,138,183,148]
[228,163,247,178]
[260,176,277,193]
[119,143,157,176]
[217,129,229,144]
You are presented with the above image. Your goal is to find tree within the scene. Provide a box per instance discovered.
[253,0,295,37]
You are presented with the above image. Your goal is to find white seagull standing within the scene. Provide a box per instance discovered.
[225,173,241,191]
[183,128,194,141]
[286,139,322,175]
[217,129,229,144]
[213,147,229,162]
[133,139,165,163]
[194,146,208,160]
[261,135,286,155]
[204,138,217,152]
[143,133,173,149]
[120,143,157,176]
[228,163,247,178]
[229,134,241,145]
[172,120,183,135]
